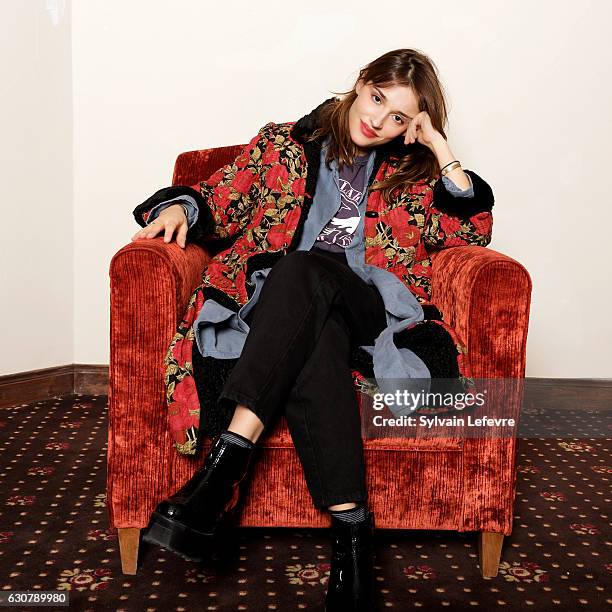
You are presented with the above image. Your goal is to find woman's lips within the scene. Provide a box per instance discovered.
[360,120,377,138]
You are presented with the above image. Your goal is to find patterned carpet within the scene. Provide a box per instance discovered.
[0,394,610,611]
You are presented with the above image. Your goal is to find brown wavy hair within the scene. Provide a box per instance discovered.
[307,48,449,203]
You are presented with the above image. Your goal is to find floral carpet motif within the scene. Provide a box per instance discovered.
[0,395,609,610]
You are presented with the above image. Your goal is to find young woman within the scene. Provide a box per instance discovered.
[131,48,494,610]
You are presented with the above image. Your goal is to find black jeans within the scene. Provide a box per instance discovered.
[219,249,388,509]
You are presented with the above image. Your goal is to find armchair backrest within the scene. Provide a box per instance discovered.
[172,145,245,186]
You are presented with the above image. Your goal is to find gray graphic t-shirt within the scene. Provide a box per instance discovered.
[312,153,370,253]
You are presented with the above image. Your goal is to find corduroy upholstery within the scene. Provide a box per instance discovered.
[107,145,532,575]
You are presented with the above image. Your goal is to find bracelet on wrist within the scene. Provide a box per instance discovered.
[440,160,461,176]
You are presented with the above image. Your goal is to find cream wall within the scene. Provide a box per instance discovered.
[0,0,73,375]
[3,1,611,377]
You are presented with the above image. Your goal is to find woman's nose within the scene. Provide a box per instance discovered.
[370,114,384,130]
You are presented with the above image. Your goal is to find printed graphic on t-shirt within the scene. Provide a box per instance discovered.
[316,177,363,248]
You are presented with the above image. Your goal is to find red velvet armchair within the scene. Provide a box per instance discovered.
[107,145,532,578]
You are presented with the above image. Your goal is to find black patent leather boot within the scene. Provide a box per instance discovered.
[324,510,376,611]
[142,433,254,562]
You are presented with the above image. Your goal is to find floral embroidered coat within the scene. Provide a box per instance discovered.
[133,98,494,456]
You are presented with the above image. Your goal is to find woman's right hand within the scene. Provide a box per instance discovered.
[131,204,188,249]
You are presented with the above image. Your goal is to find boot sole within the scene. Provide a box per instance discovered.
[142,511,223,563]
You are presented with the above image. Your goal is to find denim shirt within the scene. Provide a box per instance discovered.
[149,144,474,416]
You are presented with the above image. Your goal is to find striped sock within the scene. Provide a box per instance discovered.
[329,505,368,523]
[220,430,255,449]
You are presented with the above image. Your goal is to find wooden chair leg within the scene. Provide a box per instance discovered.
[478,531,504,577]
[118,528,141,575]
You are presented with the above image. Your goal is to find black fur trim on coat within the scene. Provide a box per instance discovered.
[201,286,241,314]
[245,252,284,281]
[191,348,238,445]
[132,185,216,246]
[422,304,443,321]
[290,97,337,144]
[432,169,494,219]
[285,138,323,252]
[397,320,467,397]
[394,321,460,379]
[348,346,377,378]
[348,319,463,395]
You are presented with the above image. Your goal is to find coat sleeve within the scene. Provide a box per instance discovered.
[422,169,494,248]
[142,196,199,228]
[132,128,269,245]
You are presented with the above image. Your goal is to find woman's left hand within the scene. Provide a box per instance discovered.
[403,111,444,150]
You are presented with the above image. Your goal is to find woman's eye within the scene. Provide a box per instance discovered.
[371,93,404,124]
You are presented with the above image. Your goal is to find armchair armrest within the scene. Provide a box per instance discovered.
[111,240,211,323]
[429,246,532,379]
[107,239,210,527]
[429,246,532,535]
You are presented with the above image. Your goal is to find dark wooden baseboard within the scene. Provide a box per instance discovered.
[0,367,611,409]
[0,364,109,408]
[525,378,612,388]
[523,377,612,411]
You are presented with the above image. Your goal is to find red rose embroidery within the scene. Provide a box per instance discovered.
[212,185,231,208]
[411,263,430,276]
[385,207,411,228]
[207,266,235,292]
[263,145,280,165]
[207,169,225,186]
[396,227,420,249]
[363,216,378,239]
[444,236,468,247]
[171,375,198,408]
[440,215,462,235]
[265,165,289,190]
[267,224,288,250]
[365,245,386,267]
[411,284,429,300]
[470,211,492,235]
[234,153,249,169]
[388,262,409,278]
[414,243,428,261]
[232,169,256,195]
[249,206,266,228]
[291,177,306,197]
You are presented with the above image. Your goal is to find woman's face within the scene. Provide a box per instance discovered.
[348,80,420,152]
